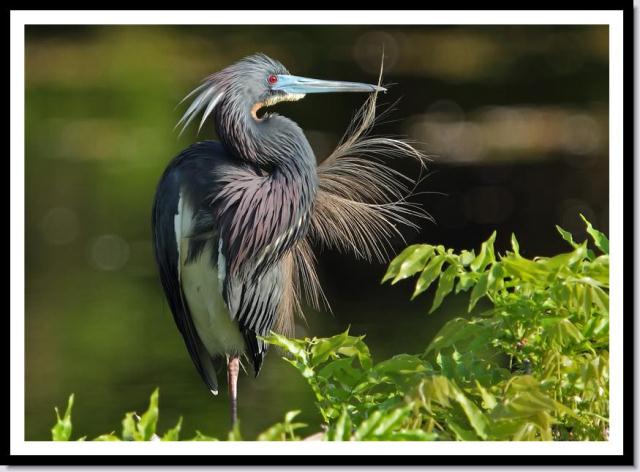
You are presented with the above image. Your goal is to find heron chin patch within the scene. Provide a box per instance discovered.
[251,93,306,121]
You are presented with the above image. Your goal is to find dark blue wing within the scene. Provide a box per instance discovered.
[151,147,220,392]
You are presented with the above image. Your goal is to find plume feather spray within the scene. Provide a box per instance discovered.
[278,61,431,336]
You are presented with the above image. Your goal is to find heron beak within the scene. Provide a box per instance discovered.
[272,74,386,95]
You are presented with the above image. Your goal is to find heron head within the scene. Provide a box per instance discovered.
[177,53,386,134]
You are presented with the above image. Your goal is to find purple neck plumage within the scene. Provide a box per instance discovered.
[213,95,318,275]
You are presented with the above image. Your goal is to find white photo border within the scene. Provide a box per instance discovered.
[10,9,627,460]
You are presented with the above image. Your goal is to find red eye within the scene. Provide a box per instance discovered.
[268,74,278,85]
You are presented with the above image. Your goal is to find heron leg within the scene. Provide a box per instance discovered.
[227,355,240,426]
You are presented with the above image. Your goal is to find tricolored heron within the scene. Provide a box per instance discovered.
[152,53,426,426]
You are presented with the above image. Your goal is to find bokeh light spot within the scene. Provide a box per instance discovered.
[41,207,79,245]
[558,198,596,235]
[89,234,130,271]
[354,30,399,75]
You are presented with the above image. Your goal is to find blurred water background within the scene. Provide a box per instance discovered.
[25,25,608,440]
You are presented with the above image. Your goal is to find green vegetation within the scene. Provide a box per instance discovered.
[51,388,302,441]
[51,217,608,441]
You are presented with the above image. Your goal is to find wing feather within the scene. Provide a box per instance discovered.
[152,158,219,393]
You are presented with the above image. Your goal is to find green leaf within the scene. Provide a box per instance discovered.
[327,407,352,441]
[426,318,481,355]
[418,376,458,411]
[501,254,548,281]
[581,214,609,254]
[371,405,412,438]
[556,225,579,249]
[388,429,438,441]
[460,250,475,267]
[382,244,430,283]
[500,391,558,419]
[591,286,609,316]
[541,242,588,270]
[227,421,243,441]
[94,434,120,441]
[593,317,609,336]
[137,388,159,441]
[541,317,583,347]
[499,376,577,420]
[191,431,219,441]
[448,421,479,441]
[470,231,496,272]
[262,332,307,359]
[284,410,300,424]
[161,417,183,441]
[512,422,541,441]
[353,410,383,440]
[309,331,375,371]
[411,255,446,299]
[317,357,364,389]
[374,354,428,376]
[429,264,457,313]
[455,272,475,293]
[51,394,74,441]
[475,381,497,410]
[310,330,349,366]
[489,419,527,439]
[468,272,489,312]
[121,412,139,441]
[341,343,371,368]
[510,233,521,255]
[436,352,456,378]
[257,411,306,441]
[390,245,435,284]
[452,387,489,439]
[487,262,506,290]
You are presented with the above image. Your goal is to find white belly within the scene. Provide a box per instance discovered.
[175,191,245,358]
[181,242,246,357]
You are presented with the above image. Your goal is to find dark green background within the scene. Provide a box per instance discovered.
[25,25,608,440]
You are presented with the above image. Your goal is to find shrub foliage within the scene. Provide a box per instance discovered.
[52,217,608,441]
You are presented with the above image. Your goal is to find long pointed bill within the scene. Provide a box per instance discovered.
[272,74,386,95]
